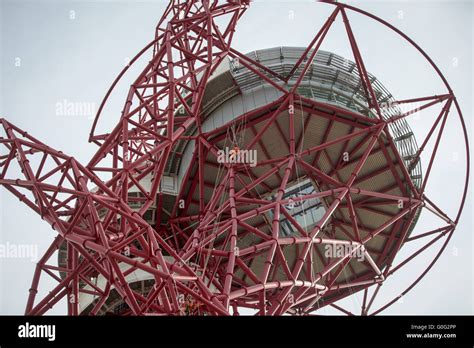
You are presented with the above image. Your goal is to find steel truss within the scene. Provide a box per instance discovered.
[0,0,469,315]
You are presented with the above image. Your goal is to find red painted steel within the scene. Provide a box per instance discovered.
[0,0,469,315]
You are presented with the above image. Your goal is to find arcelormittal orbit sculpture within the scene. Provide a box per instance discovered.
[0,0,469,315]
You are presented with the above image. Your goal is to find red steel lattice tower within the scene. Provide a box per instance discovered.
[0,0,469,315]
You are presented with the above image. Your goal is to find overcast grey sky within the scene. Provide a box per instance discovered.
[0,0,472,315]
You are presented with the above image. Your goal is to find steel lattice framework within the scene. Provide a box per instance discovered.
[0,0,469,316]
